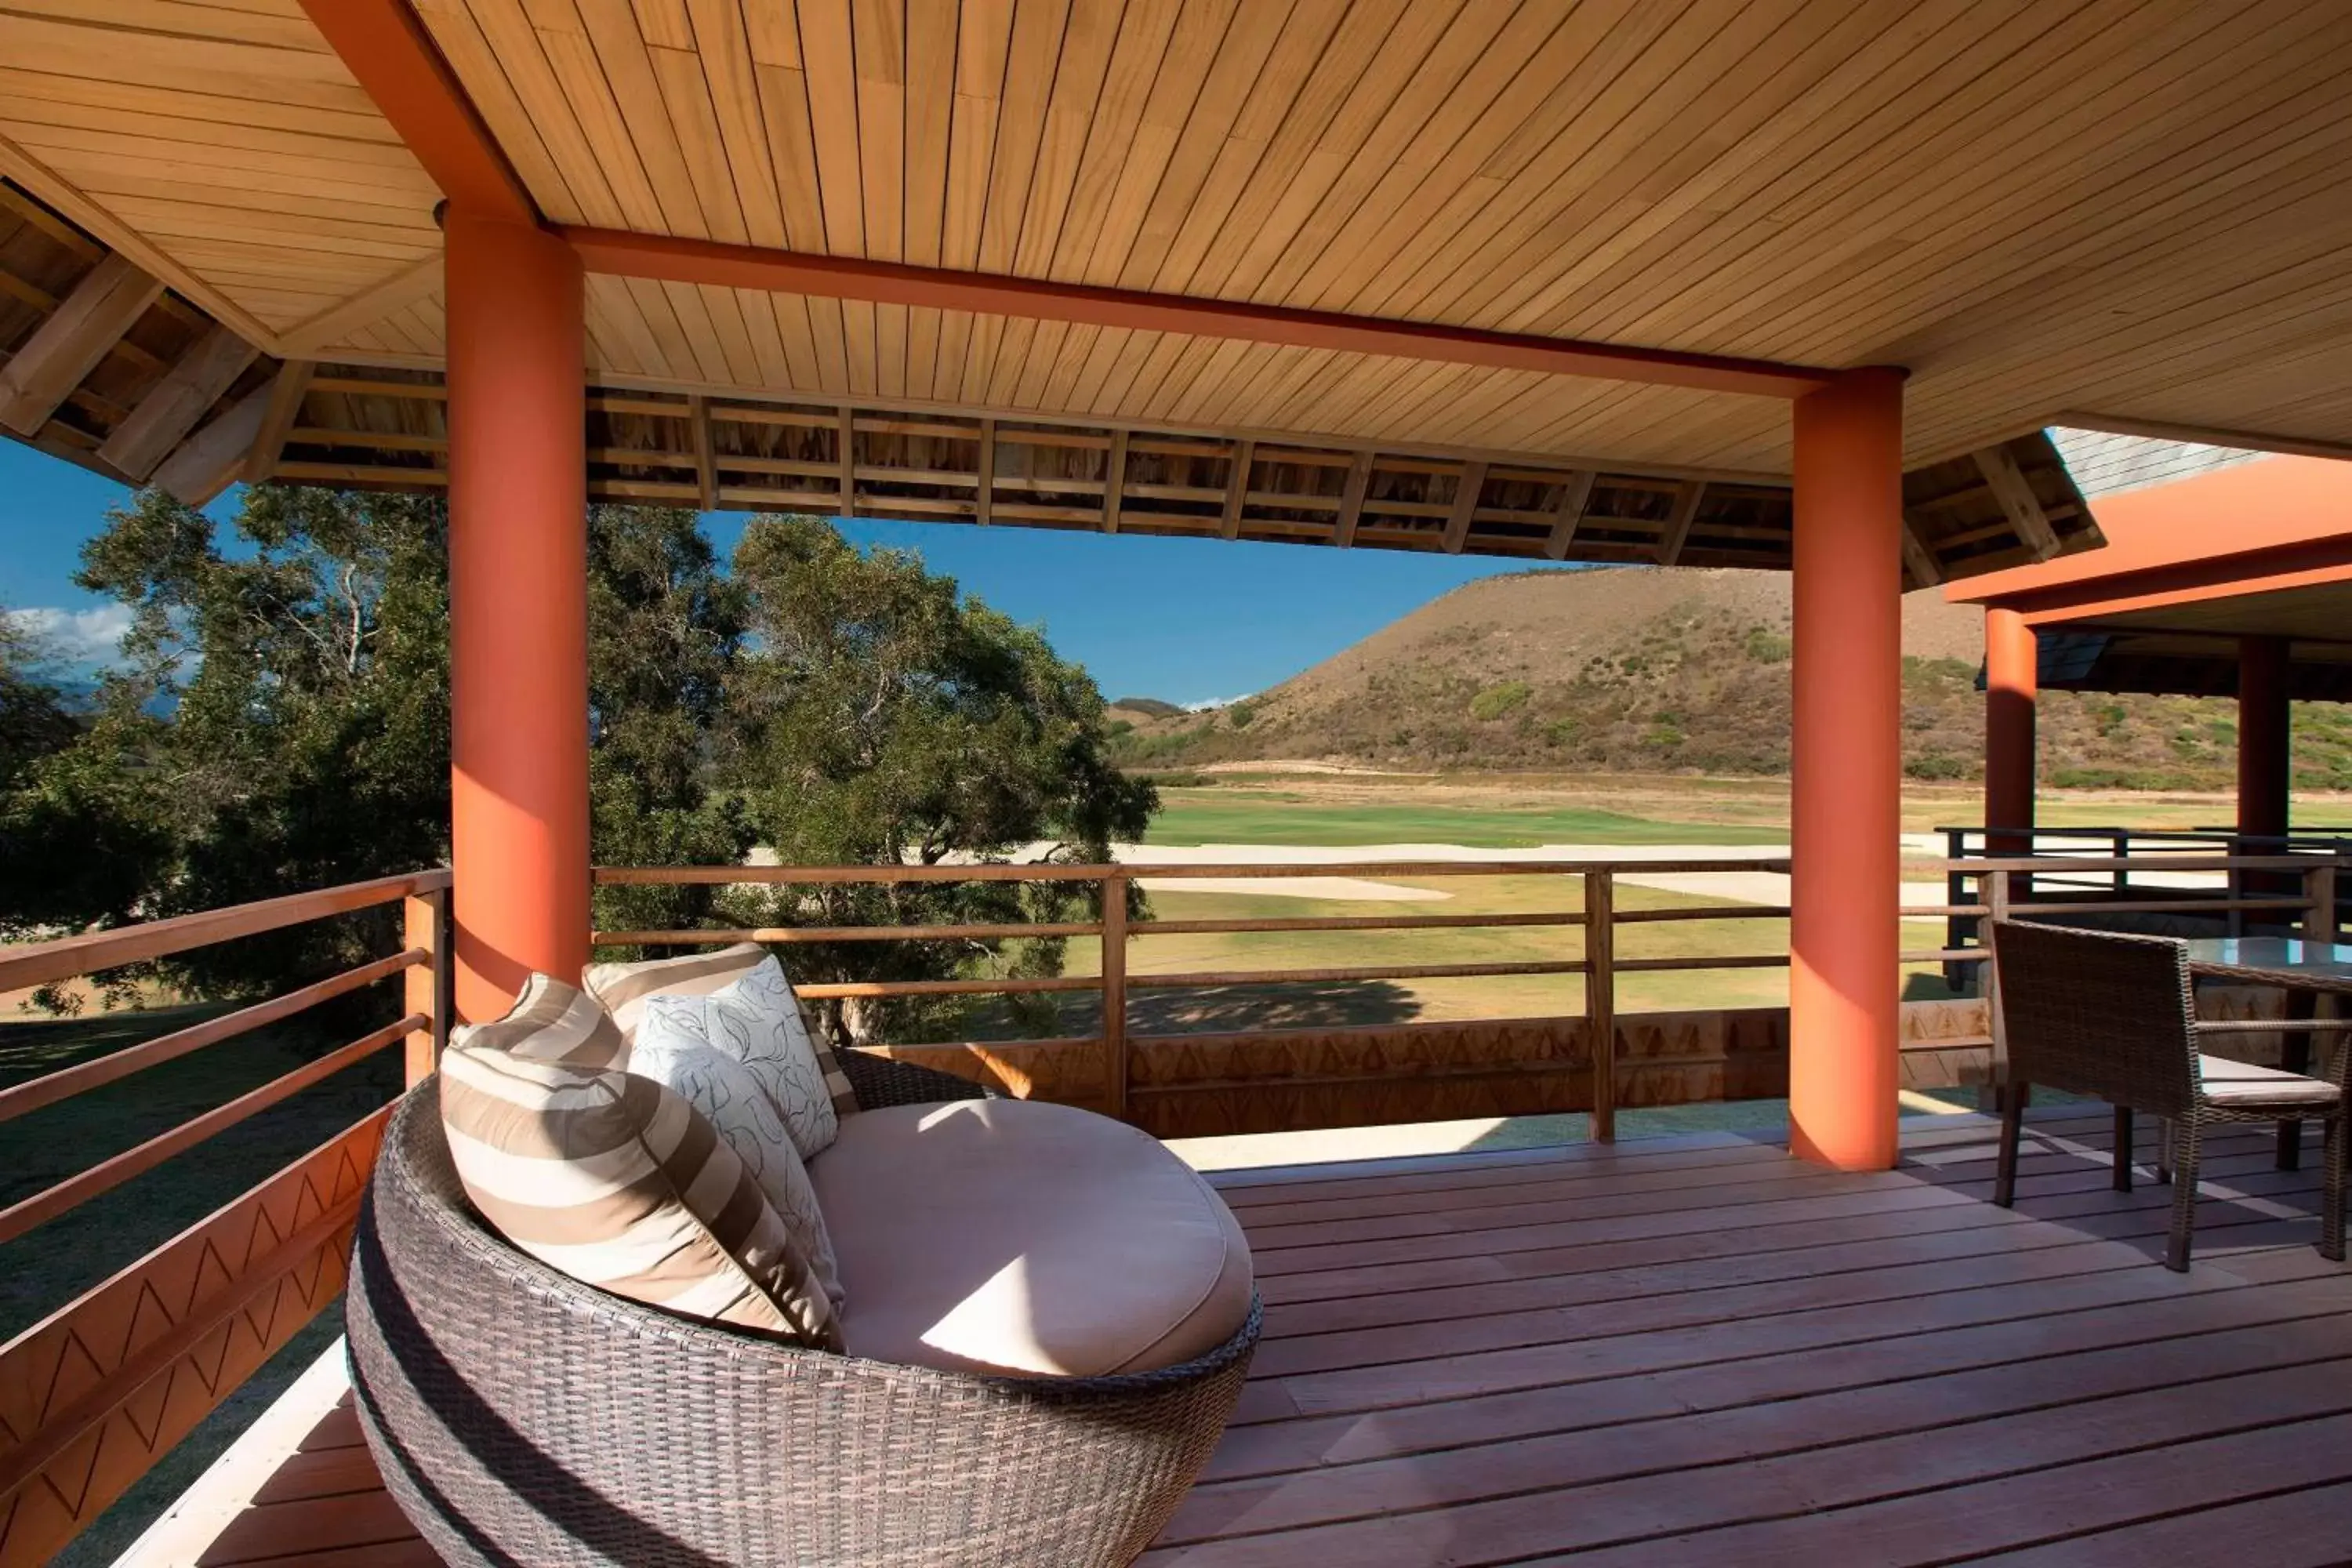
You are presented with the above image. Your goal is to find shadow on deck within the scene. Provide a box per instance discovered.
[187,1106,2352,1566]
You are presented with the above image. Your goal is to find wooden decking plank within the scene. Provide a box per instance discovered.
[1205,1280,2352,1486]
[1254,1233,2203,1378]
[197,1490,420,1566]
[1148,1367,2352,1566]
[1243,1138,2303,1282]
[252,1446,395,1505]
[1207,1128,1766,1197]
[294,1405,368,1452]
[1250,1179,1983,1279]
[1231,1142,1833,1225]
[213,1541,437,1568]
[1229,1243,2352,1425]
[1537,1408,2352,1568]
[1260,1181,2328,1341]
[1217,1138,1789,1211]
[1962,1478,2352,1566]
[1252,1143,2328,1306]
[1164,1319,2352,1545]
[1241,1160,1910,1253]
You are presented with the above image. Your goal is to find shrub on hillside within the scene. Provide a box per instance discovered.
[1469,681,1532,721]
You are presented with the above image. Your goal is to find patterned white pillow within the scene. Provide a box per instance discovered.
[627,1031,844,1315]
[636,957,842,1160]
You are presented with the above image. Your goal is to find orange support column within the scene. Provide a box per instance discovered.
[445,210,589,1022]
[2238,634,2291,844]
[1984,608,2038,855]
[1788,368,1904,1171]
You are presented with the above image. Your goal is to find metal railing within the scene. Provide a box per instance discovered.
[596,857,1795,1144]
[0,871,451,1568]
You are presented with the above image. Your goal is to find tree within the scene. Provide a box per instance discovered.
[585,505,757,941]
[725,517,1155,1043]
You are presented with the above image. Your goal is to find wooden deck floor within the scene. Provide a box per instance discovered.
[191,1106,2352,1567]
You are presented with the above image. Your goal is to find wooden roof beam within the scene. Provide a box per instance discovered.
[563,230,1838,400]
[1900,521,1947,588]
[96,325,258,481]
[1102,429,1129,534]
[1220,440,1254,540]
[1972,443,2063,562]
[296,1,535,226]
[1333,452,1374,548]
[976,419,995,525]
[1544,472,1599,561]
[688,395,716,510]
[154,382,273,508]
[1654,481,1708,566]
[1441,463,1488,554]
[0,254,162,436]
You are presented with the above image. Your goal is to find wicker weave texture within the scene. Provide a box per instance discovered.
[347,1081,1258,1566]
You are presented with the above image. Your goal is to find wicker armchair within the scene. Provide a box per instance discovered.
[1989,920,2349,1271]
[347,1068,1260,1567]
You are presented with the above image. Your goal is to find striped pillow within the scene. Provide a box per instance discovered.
[449,971,626,1069]
[438,985,841,1348]
[585,942,857,1116]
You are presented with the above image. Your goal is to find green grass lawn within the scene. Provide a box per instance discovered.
[1144,791,1791,848]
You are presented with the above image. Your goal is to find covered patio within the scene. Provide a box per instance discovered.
[176,1104,2352,1567]
[6,3,2352,1564]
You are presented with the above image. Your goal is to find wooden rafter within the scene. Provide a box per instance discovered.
[1900,520,1947,588]
[277,256,444,359]
[836,408,855,515]
[1654,481,1708,566]
[1221,440,1254,540]
[295,0,535,225]
[688,394,716,510]
[154,382,272,508]
[1972,445,2062,562]
[242,361,316,485]
[96,325,257,481]
[566,229,1835,400]
[1333,452,1375,548]
[0,254,162,436]
[1102,429,1129,534]
[975,418,995,525]
[0,133,277,351]
[1441,463,1489,554]
[1544,472,1599,561]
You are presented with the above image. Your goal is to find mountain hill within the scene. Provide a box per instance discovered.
[1107,568,2352,789]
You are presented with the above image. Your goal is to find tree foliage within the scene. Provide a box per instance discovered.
[726,518,1154,1042]
[2,494,1149,1045]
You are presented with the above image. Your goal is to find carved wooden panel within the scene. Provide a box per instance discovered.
[0,1110,387,1568]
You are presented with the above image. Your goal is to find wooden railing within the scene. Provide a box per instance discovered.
[597,858,1800,1143]
[0,870,450,1568]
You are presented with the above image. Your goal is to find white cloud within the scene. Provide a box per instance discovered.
[1182,694,1255,712]
[5,604,136,665]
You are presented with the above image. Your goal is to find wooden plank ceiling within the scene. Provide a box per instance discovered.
[18,1,2352,571]
[0,171,2095,583]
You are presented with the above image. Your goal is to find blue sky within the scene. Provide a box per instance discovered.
[0,441,1559,704]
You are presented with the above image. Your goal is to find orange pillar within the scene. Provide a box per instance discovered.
[445,210,589,1022]
[2238,634,2291,843]
[1788,368,1904,1171]
[1984,607,2038,855]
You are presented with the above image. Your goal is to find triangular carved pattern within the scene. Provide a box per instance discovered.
[0,1110,389,1568]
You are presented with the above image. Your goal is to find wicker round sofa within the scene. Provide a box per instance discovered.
[347,1059,1261,1567]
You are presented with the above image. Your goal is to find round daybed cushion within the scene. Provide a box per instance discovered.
[808,1097,1254,1377]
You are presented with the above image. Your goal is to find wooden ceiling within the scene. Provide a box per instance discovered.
[7,2,2352,561]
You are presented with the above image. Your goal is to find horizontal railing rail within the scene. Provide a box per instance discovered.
[597,853,1817,1143]
[0,871,450,1568]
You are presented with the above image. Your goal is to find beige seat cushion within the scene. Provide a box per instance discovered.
[2198,1054,2343,1107]
[809,1098,1252,1378]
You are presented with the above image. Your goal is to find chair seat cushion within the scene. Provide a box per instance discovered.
[2199,1053,2343,1107]
[808,1098,1253,1378]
